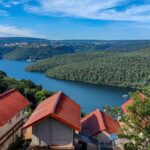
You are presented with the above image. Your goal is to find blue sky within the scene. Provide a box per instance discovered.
[0,0,150,40]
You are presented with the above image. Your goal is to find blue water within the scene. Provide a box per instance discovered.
[0,60,131,112]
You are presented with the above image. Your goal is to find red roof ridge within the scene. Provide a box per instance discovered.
[102,111,117,122]
[56,92,81,109]
[0,89,29,127]
[23,92,81,131]
[80,109,120,137]
[29,92,62,120]
[97,110,106,131]
[0,89,17,98]
[121,93,146,114]
[57,91,81,108]
[49,91,62,113]
[81,109,101,122]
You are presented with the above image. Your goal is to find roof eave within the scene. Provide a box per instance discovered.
[51,113,81,131]
[23,114,50,130]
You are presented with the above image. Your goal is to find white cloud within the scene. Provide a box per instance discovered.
[24,0,150,22]
[0,9,8,16]
[25,0,124,17]
[0,0,29,7]
[0,25,45,37]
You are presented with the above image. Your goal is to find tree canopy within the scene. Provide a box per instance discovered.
[27,48,150,88]
[0,70,53,110]
[119,86,150,150]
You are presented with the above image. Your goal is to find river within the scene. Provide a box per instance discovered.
[0,60,131,112]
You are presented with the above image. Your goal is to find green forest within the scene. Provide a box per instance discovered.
[1,45,74,60]
[0,71,53,110]
[26,48,150,88]
[1,38,150,88]
[1,38,150,61]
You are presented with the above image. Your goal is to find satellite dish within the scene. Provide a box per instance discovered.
[109,134,118,141]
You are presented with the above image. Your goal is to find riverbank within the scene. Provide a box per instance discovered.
[0,60,132,112]
[26,49,150,89]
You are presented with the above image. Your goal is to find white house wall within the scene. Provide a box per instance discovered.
[0,110,25,150]
[32,117,73,147]
[0,110,24,136]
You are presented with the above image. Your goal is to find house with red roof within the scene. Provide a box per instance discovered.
[121,99,133,114]
[0,89,29,150]
[23,92,81,150]
[121,93,146,114]
[80,109,120,149]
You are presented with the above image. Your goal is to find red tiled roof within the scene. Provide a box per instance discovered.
[23,92,81,131]
[0,89,29,127]
[121,93,146,114]
[121,99,133,114]
[80,109,120,137]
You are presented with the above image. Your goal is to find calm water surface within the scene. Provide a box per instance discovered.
[0,60,131,112]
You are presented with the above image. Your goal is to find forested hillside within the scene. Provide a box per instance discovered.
[0,70,53,110]
[61,40,150,52]
[26,48,150,88]
[3,45,74,60]
[0,46,16,59]
[1,38,150,61]
[0,37,49,44]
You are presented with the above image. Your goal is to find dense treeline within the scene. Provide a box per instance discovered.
[70,40,150,52]
[1,38,150,61]
[119,86,150,150]
[0,71,53,110]
[26,52,114,72]
[0,37,48,44]
[0,46,16,59]
[2,45,74,60]
[26,48,150,88]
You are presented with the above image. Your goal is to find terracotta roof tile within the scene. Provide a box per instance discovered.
[121,99,133,114]
[80,109,120,137]
[23,92,81,131]
[0,89,29,127]
[121,93,146,114]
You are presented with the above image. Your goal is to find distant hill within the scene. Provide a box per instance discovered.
[0,37,150,60]
[3,45,74,60]
[0,37,75,60]
[1,37,150,88]
[0,37,49,44]
[58,40,150,52]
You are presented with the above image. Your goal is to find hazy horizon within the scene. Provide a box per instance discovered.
[1,36,150,41]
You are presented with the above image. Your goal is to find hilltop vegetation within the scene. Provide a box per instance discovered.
[26,48,150,88]
[3,45,74,60]
[1,38,150,60]
[64,40,150,52]
[0,46,16,59]
[119,87,150,150]
[0,37,49,45]
[0,71,53,110]
[0,37,75,60]
[1,37,150,88]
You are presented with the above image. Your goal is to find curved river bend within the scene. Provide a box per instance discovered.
[0,60,131,112]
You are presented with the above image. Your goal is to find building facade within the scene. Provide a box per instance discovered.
[80,109,120,150]
[32,118,74,148]
[0,89,29,150]
[23,92,81,149]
